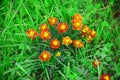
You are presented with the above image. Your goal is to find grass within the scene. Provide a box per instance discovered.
[0,0,120,80]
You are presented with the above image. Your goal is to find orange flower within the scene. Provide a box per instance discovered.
[87,35,93,43]
[82,25,90,35]
[72,19,82,30]
[73,40,84,48]
[26,29,38,39]
[100,74,110,80]
[39,24,49,31]
[89,30,96,37]
[39,51,51,61]
[62,36,72,46]
[40,31,51,41]
[92,60,100,68]
[72,13,82,20]
[48,17,58,26]
[50,39,60,49]
[57,22,69,33]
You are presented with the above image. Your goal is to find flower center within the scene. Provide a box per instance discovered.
[43,54,47,59]
[61,25,65,29]
[85,27,89,31]
[53,41,58,45]
[66,39,70,43]
[42,26,46,29]
[76,22,80,26]
[52,19,55,23]
[76,41,80,45]
[104,76,109,80]
[43,32,48,37]
[82,29,86,33]
[76,16,80,19]
[92,31,96,34]
[30,31,34,36]
[95,61,99,65]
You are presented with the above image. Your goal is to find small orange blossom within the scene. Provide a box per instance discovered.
[72,19,82,30]
[57,22,69,33]
[62,36,72,46]
[50,39,60,49]
[40,31,51,41]
[39,51,51,61]
[26,29,38,39]
[48,17,58,26]
[39,24,49,31]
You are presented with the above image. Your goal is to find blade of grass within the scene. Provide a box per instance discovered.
[15,62,33,80]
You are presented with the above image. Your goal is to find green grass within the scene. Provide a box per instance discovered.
[0,0,120,80]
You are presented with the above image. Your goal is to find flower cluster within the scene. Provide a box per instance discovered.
[26,13,97,61]
[25,13,111,79]
[82,25,96,43]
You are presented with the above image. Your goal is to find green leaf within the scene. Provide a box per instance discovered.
[114,63,120,77]
[105,57,112,62]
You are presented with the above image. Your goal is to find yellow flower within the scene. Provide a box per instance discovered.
[62,36,72,46]
[55,51,61,57]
